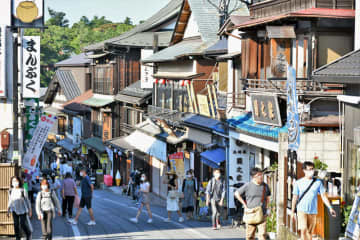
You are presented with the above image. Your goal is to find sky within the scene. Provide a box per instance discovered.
[45,0,171,25]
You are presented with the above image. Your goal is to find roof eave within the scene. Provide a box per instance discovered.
[313,75,360,83]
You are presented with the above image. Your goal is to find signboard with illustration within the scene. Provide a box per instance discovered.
[169,152,184,177]
[12,0,44,28]
[141,49,154,89]
[24,98,39,150]
[23,112,57,173]
[22,36,40,98]
[250,93,282,126]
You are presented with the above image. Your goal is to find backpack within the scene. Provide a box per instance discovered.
[207,178,225,198]
[40,190,56,210]
[9,188,29,212]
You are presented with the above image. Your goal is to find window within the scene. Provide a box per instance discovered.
[94,66,113,95]
[67,117,73,134]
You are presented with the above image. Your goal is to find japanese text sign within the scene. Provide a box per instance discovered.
[287,66,300,151]
[251,93,282,126]
[22,36,40,98]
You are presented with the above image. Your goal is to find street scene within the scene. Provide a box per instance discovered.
[1,0,360,239]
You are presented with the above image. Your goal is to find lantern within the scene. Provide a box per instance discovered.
[161,79,166,85]
[154,79,159,84]
[180,80,185,87]
[186,80,191,85]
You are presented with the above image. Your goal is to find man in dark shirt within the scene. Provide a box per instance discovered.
[69,168,96,226]
[206,169,226,230]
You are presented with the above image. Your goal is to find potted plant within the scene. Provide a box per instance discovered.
[313,156,328,179]
[266,202,277,239]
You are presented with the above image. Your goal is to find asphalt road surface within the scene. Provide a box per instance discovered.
[26,189,245,240]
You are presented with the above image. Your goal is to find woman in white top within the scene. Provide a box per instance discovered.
[130,173,153,224]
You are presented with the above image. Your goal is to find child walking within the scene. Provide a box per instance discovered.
[130,173,153,223]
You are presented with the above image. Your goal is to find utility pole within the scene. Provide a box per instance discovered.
[12,29,19,164]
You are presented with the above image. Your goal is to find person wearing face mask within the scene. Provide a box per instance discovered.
[130,174,153,223]
[36,179,61,240]
[291,161,336,240]
[235,168,271,240]
[163,172,184,222]
[69,168,96,226]
[206,169,226,230]
[7,176,33,240]
[182,170,197,220]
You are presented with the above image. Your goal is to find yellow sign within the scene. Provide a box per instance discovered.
[169,152,184,177]
[100,154,108,164]
[197,94,211,117]
[82,145,88,155]
[16,1,39,23]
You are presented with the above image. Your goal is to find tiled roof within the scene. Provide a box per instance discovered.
[55,70,82,101]
[204,38,228,55]
[81,94,114,108]
[182,113,227,134]
[115,81,152,105]
[84,0,182,51]
[313,49,360,83]
[63,90,94,107]
[110,31,173,48]
[55,53,91,67]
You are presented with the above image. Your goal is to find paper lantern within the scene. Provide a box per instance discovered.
[186,80,191,85]
[154,79,159,84]
[180,80,185,87]
[161,79,166,85]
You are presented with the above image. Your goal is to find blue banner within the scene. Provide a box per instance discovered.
[287,66,300,151]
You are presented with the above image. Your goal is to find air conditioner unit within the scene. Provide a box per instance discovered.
[354,127,360,146]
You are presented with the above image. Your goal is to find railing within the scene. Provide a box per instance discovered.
[146,105,184,125]
[225,92,246,109]
[92,121,103,138]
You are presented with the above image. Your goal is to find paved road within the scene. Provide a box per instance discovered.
[27,189,245,240]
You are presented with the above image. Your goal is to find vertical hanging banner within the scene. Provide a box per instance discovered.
[22,112,57,173]
[0,25,6,98]
[22,36,40,98]
[24,98,39,149]
[12,0,44,28]
[141,49,154,89]
[287,65,300,151]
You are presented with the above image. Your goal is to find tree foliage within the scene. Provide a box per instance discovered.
[25,8,135,87]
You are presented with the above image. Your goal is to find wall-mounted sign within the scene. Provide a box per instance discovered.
[287,66,300,151]
[23,112,57,173]
[24,98,39,150]
[197,94,211,117]
[12,0,44,28]
[251,93,282,127]
[22,36,40,98]
[0,25,7,98]
[141,49,154,89]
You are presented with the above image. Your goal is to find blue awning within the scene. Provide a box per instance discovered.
[200,148,226,168]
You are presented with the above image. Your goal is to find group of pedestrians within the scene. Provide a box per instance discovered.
[7,167,96,240]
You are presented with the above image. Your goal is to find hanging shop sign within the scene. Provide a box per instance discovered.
[73,117,82,145]
[141,49,154,89]
[12,0,44,28]
[82,145,88,155]
[0,25,7,98]
[24,98,39,150]
[23,112,57,173]
[250,93,282,126]
[22,36,40,98]
[100,153,108,164]
[169,152,184,177]
[287,65,300,151]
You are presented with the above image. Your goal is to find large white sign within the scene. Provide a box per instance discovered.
[23,36,40,98]
[23,112,57,173]
[0,1,11,25]
[141,49,154,89]
[0,25,6,98]
[12,0,44,28]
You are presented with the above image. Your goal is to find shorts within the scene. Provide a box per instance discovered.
[297,211,317,232]
[80,197,92,209]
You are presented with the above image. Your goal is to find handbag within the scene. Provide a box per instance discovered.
[168,190,177,199]
[243,185,266,225]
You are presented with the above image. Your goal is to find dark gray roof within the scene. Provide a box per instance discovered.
[115,81,152,105]
[55,53,91,67]
[142,37,214,63]
[44,70,81,104]
[84,0,182,51]
[182,113,227,134]
[313,49,360,83]
[109,31,173,48]
[204,38,228,55]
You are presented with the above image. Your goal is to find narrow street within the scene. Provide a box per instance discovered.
[28,189,245,240]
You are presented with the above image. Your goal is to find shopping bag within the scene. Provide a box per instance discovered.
[74,195,80,209]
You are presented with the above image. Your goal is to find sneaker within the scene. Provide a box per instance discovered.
[130,218,138,223]
[164,218,171,222]
[87,221,96,226]
[212,226,218,230]
[147,218,153,224]
[178,217,184,222]
[69,219,78,225]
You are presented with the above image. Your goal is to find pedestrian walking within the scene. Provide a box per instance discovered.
[206,168,226,230]
[35,179,61,240]
[163,172,184,222]
[69,168,96,225]
[62,172,78,219]
[130,173,153,223]
[291,161,336,240]
[182,170,197,220]
[7,176,33,240]
[235,168,271,240]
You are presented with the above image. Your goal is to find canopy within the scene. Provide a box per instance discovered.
[200,148,226,168]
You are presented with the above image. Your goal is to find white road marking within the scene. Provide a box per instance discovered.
[100,197,210,239]
[71,224,81,239]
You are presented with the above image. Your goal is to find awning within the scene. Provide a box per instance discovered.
[125,130,167,162]
[216,51,241,60]
[57,139,79,152]
[106,137,135,152]
[187,127,212,145]
[266,26,295,38]
[83,137,106,153]
[152,72,205,80]
[115,94,152,105]
[82,95,114,108]
[200,148,226,168]
[337,95,360,104]
[86,53,109,59]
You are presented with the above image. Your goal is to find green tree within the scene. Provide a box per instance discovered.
[124,17,133,25]
[47,8,69,27]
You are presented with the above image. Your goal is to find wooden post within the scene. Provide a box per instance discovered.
[186,84,193,113]
[212,84,220,119]
[190,81,199,113]
[207,84,215,118]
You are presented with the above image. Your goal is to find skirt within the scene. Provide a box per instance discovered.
[167,197,179,211]
[140,192,150,204]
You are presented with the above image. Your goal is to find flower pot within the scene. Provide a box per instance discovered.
[268,232,276,239]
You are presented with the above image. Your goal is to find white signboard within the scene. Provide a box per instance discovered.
[23,112,56,173]
[0,1,11,25]
[141,49,154,89]
[12,0,44,28]
[23,36,40,98]
[73,117,82,145]
[0,25,6,98]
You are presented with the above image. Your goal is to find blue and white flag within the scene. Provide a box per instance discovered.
[287,66,300,151]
